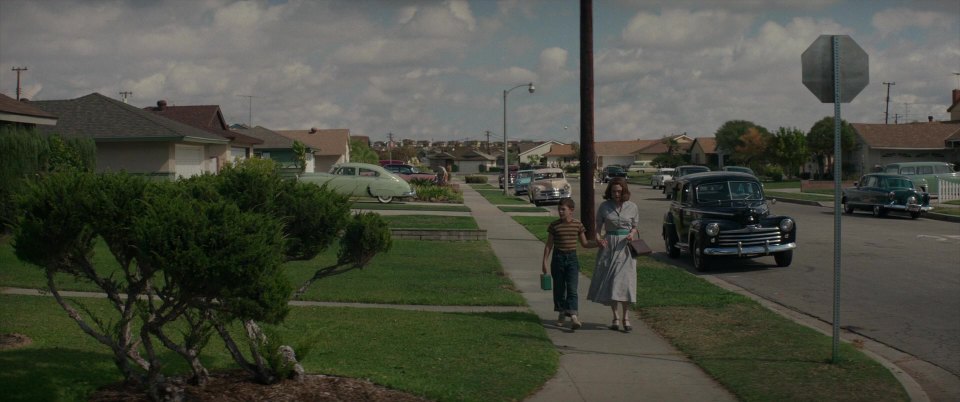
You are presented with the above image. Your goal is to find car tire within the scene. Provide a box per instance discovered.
[843,202,854,214]
[872,205,887,217]
[692,236,710,271]
[376,195,393,204]
[774,250,793,267]
[910,211,921,219]
[663,229,680,258]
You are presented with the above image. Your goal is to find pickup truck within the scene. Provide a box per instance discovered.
[662,165,710,199]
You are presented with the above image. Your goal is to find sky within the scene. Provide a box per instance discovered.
[1,0,958,145]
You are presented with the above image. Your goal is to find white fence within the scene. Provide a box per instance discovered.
[937,177,960,204]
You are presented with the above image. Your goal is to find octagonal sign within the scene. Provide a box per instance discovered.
[802,35,869,103]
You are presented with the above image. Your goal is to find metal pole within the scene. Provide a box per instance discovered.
[831,35,843,364]
[503,89,509,195]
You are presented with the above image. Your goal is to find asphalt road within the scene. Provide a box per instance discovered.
[568,179,960,378]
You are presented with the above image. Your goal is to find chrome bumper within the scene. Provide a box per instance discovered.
[886,204,932,212]
[705,242,796,257]
[402,191,416,197]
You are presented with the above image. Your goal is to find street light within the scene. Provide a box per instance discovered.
[503,82,535,195]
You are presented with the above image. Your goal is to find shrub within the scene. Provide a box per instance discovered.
[761,165,784,182]
[563,165,580,174]
[465,175,488,184]
[413,181,464,203]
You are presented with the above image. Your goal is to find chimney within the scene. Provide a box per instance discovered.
[953,89,960,106]
[157,100,167,111]
[309,127,318,134]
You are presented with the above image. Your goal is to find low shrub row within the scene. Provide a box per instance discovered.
[465,175,488,184]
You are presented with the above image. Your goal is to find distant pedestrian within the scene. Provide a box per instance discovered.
[434,165,449,185]
[588,177,640,332]
[542,197,595,329]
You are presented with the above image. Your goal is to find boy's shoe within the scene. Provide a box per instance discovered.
[556,312,566,327]
[570,315,582,330]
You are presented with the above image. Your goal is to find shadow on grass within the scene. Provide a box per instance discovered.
[0,347,122,401]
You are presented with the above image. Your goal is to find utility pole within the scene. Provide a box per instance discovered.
[387,132,394,162]
[236,94,259,127]
[484,130,492,154]
[580,0,597,240]
[882,82,895,124]
[119,91,133,103]
[11,67,27,100]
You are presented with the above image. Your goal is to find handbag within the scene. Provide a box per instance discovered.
[540,273,553,290]
[628,239,652,257]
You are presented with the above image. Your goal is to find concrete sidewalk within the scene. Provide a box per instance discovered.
[459,184,736,402]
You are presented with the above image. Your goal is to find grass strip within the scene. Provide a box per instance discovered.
[0,295,556,402]
[473,188,529,205]
[511,216,909,402]
[498,206,548,213]
[381,215,479,230]
[351,202,470,212]
[761,180,801,189]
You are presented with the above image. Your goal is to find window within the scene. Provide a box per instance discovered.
[865,176,879,187]
[359,168,378,177]
[336,167,356,176]
[918,166,933,174]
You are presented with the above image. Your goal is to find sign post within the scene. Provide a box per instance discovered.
[801,34,868,364]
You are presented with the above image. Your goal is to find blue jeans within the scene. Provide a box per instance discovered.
[551,250,580,315]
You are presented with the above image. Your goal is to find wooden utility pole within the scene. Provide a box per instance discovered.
[580,0,597,239]
[11,67,27,100]
[882,82,895,124]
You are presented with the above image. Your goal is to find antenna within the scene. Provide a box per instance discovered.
[119,91,133,103]
[236,94,259,127]
[11,67,28,100]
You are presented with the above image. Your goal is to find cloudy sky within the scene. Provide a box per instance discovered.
[1,0,958,144]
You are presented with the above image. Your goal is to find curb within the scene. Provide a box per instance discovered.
[772,197,960,223]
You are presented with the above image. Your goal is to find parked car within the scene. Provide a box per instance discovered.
[299,162,415,203]
[601,165,628,183]
[378,159,406,167]
[514,169,535,196]
[528,168,572,206]
[722,166,756,176]
[663,165,711,198]
[662,171,797,271]
[627,160,657,174]
[499,165,519,189]
[842,173,932,219]
[882,161,958,196]
[382,164,437,182]
[651,167,675,189]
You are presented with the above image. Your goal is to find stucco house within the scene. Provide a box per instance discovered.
[594,139,654,168]
[31,93,229,179]
[144,100,262,162]
[275,128,350,173]
[450,149,496,174]
[689,137,718,166]
[0,93,58,128]
[517,140,563,166]
[543,143,578,167]
[850,122,960,176]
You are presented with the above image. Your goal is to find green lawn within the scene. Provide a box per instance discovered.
[351,202,470,212]
[0,295,556,402]
[381,215,478,230]
[511,216,909,402]
[761,180,801,189]
[473,188,529,205]
[498,206,548,213]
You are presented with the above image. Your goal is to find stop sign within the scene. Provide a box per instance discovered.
[802,35,869,103]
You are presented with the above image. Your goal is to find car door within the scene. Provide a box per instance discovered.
[863,175,883,205]
[676,182,694,238]
[328,166,362,195]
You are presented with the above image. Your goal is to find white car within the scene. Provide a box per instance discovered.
[651,168,675,189]
[528,168,572,206]
[627,160,657,174]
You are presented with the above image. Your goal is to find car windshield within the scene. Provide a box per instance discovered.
[883,177,914,189]
[696,181,763,203]
[535,172,563,180]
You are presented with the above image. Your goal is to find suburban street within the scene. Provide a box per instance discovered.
[567,179,960,379]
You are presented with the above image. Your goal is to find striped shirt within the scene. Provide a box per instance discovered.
[548,219,586,252]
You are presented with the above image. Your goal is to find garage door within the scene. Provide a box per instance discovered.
[175,144,204,178]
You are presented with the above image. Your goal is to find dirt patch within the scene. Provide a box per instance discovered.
[0,333,32,350]
[88,370,432,402]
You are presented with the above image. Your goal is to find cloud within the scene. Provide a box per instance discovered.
[621,9,754,50]
[538,47,571,85]
[872,8,956,37]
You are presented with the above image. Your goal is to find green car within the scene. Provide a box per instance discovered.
[299,162,415,203]
[842,173,932,219]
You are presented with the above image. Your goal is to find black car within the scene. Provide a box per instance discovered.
[663,165,711,198]
[662,172,797,271]
[601,165,628,183]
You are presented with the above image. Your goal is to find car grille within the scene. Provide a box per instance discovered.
[717,226,783,247]
[538,189,570,197]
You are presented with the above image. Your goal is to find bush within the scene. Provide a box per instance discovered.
[413,181,464,203]
[465,175,488,184]
[479,164,487,173]
[563,165,580,174]
[761,165,784,182]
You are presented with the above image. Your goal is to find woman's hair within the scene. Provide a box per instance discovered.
[603,177,631,201]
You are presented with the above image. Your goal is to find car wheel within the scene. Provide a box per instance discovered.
[910,211,921,219]
[774,250,793,267]
[663,229,680,258]
[376,195,393,204]
[533,199,541,206]
[872,205,887,217]
[843,202,854,214]
[692,236,710,272]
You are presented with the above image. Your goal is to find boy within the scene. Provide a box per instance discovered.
[542,197,595,329]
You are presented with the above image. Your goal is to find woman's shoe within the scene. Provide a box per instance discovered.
[608,318,621,331]
[623,319,632,332]
[556,312,566,327]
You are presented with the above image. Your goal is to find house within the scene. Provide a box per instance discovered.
[688,137,718,166]
[850,122,960,176]
[231,125,311,171]
[543,143,578,167]
[31,93,229,179]
[275,128,350,173]
[631,134,694,162]
[144,100,262,162]
[594,139,654,168]
[517,140,563,166]
[0,92,58,128]
[450,149,496,174]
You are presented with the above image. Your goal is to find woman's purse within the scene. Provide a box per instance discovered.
[628,239,652,257]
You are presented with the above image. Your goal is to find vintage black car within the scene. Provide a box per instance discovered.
[662,172,797,271]
[842,173,932,219]
[601,165,628,183]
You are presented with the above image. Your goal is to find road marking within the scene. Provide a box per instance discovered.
[916,234,960,243]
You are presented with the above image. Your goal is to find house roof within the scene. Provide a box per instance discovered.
[232,126,297,149]
[544,143,576,157]
[143,103,263,146]
[690,137,717,154]
[0,92,58,125]
[30,93,227,143]
[851,122,960,149]
[595,139,655,156]
[276,128,350,156]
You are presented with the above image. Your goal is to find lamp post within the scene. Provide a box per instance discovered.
[503,82,535,195]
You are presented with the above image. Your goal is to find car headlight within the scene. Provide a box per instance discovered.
[888,191,895,200]
[779,218,794,232]
[907,196,917,205]
[705,222,719,237]
[564,184,570,191]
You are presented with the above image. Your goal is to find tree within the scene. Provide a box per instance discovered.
[349,139,379,164]
[714,120,769,165]
[652,136,686,168]
[769,127,808,178]
[291,140,307,173]
[807,116,856,178]
[733,127,770,168]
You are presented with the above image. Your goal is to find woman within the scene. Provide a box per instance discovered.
[587,177,640,332]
